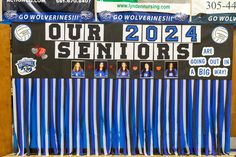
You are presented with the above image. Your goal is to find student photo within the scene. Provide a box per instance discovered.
[117,61,130,78]
[71,61,85,78]
[140,62,153,78]
[94,61,108,78]
[165,61,178,78]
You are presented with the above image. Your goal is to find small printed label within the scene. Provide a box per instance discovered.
[189,67,196,76]
[213,68,228,77]
[208,57,221,66]
[202,47,214,56]
[189,57,207,66]
[223,58,231,66]
[198,67,211,77]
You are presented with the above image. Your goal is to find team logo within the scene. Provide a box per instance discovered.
[15,58,37,76]
[174,13,188,21]
[4,10,18,20]
[14,24,32,42]
[211,26,229,44]
[80,11,93,20]
[99,11,113,21]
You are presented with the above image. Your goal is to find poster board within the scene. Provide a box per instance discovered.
[10,23,234,156]
[11,23,233,80]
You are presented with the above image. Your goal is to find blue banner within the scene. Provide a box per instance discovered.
[98,11,189,23]
[3,0,95,23]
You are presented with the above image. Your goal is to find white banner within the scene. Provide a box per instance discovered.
[97,1,190,14]
[192,0,236,15]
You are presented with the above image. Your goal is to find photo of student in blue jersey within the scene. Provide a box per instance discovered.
[94,61,108,78]
[117,61,130,78]
[140,62,153,78]
[71,61,85,78]
[165,61,178,78]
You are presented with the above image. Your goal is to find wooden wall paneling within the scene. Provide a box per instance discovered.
[0,24,12,156]
[231,28,236,137]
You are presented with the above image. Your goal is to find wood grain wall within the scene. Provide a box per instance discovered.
[231,29,236,137]
[0,24,12,156]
